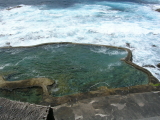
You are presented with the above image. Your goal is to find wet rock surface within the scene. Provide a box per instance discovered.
[156,8,160,12]
[126,43,130,47]
[6,5,22,10]
[0,76,54,96]
[142,65,156,68]
[152,45,157,47]
[52,91,160,120]
[157,63,160,68]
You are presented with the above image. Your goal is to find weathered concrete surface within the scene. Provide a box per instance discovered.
[52,91,160,120]
[0,97,49,120]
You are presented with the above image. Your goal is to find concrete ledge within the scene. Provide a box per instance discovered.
[52,91,160,120]
[1,91,160,120]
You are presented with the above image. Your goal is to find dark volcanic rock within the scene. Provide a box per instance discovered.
[142,65,155,68]
[156,8,160,12]
[152,45,157,47]
[7,6,22,10]
[157,63,160,68]
[126,43,130,47]
[126,43,134,48]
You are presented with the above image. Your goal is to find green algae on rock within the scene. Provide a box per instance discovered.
[0,75,54,104]
[0,87,43,104]
[0,76,54,95]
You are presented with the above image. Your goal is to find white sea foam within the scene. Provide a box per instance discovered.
[0,63,11,69]
[0,1,160,80]
[5,48,25,55]
[43,44,69,52]
[108,62,122,70]
[90,47,109,54]
[90,47,127,55]
[15,56,37,65]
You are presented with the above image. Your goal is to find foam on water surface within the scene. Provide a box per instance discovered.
[0,0,160,80]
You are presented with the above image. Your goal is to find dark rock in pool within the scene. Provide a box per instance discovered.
[142,65,155,68]
[157,63,160,68]
[155,9,160,12]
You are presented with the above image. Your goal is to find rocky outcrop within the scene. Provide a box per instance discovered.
[126,43,130,47]
[152,45,157,47]
[156,8,160,12]
[142,65,155,68]
[157,63,160,68]
[0,76,54,96]
[7,6,22,10]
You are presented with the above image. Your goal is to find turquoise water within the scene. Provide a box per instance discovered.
[0,44,148,97]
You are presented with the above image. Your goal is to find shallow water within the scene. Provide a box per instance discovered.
[0,87,43,104]
[0,44,148,97]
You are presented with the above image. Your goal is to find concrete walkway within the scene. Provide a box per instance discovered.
[52,91,160,120]
[0,91,160,120]
[0,98,49,120]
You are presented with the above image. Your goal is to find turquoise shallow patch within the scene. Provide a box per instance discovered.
[0,44,148,98]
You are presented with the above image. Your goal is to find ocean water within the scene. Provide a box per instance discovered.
[0,0,160,80]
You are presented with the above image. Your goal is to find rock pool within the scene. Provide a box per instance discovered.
[0,43,149,103]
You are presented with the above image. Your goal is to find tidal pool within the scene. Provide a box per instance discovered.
[0,43,148,99]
